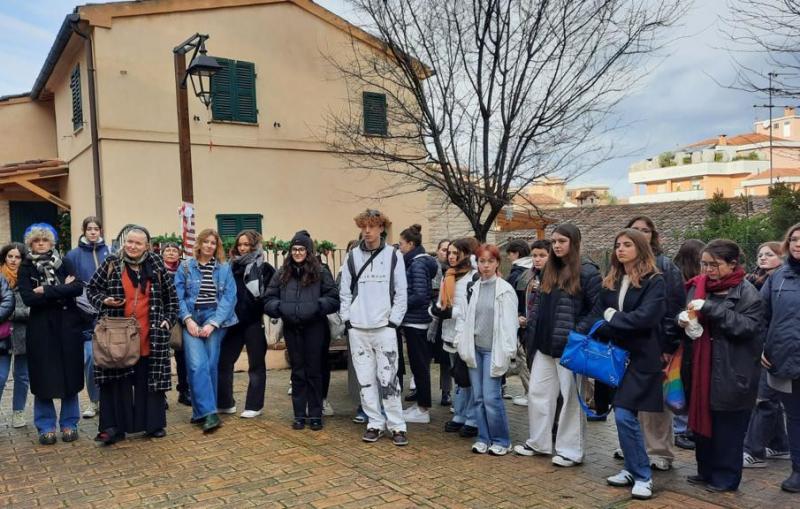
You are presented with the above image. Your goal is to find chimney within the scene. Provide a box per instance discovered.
[785,106,796,118]
[718,134,727,146]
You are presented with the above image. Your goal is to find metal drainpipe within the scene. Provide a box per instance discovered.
[70,19,103,224]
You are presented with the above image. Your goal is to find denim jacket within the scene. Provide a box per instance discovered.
[174,258,239,329]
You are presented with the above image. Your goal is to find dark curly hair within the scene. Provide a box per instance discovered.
[279,248,322,287]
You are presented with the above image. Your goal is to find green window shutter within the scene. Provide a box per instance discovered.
[216,214,263,238]
[363,92,387,136]
[211,58,234,121]
[70,65,83,131]
[234,61,257,123]
[210,57,257,124]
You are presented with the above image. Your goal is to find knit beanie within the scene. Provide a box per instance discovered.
[290,230,314,253]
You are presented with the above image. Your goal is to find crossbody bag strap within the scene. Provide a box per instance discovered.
[349,247,385,300]
[573,373,610,418]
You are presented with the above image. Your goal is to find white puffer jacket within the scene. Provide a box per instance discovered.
[456,276,519,377]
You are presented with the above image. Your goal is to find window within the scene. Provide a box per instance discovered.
[691,179,702,191]
[363,92,387,136]
[216,214,263,239]
[70,65,83,131]
[210,58,257,123]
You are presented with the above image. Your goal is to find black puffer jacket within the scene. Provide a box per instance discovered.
[263,264,339,325]
[686,280,764,411]
[656,254,686,354]
[525,259,601,361]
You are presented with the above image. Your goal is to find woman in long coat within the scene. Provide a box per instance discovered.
[87,225,178,444]
[18,223,85,445]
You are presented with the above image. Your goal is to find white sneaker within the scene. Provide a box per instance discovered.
[472,441,489,454]
[82,402,97,418]
[322,400,334,416]
[649,456,672,471]
[240,409,262,419]
[631,480,653,500]
[287,384,292,395]
[513,442,546,457]
[403,405,430,424]
[766,447,791,460]
[512,396,528,406]
[488,444,509,456]
[552,455,580,467]
[218,406,236,415]
[743,452,767,468]
[613,448,624,460]
[11,411,26,428]
[607,470,634,487]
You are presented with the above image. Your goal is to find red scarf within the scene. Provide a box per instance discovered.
[685,266,745,438]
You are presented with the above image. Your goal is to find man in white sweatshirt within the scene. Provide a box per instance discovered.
[340,209,409,445]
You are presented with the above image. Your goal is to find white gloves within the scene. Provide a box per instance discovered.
[678,310,704,340]
[689,299,706,312]
[603,308,616,322]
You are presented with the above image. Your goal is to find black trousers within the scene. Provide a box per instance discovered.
[594,382,615,414]
[217,322,267,411]
[321,326,331,400]
[175,347,189,396]
[695,409,751,490]
[403,326,433,408]
[285,320,327,419]
[99,356,166,435]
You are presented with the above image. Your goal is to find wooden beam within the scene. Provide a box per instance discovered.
[13,179,70,210]
[0,171,67,187]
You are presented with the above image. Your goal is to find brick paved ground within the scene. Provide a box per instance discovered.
[0,360,796,508]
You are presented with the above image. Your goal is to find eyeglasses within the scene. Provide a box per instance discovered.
[291,247,307,254]
[700,261,721,269]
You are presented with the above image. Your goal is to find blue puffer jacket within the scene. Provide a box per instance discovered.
[65,237,110,283]
[402,246,439,325]
[174,258,239,329]
[762,261,800,379]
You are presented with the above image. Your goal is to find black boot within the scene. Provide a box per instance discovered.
[782,471,800,493]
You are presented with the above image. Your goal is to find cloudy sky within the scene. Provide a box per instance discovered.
[0,0,772,197]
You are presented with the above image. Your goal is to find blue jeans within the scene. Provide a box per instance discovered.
[83,334,99,403]
[673,413,688,435]
[183,306,227,420]
[33,394,80,434]
[468,349,510,447]
[0,353,29,411]
[451,354,477,427]
[615,407,651,482]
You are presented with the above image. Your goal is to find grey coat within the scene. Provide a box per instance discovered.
[8,287,29,355]
[0,277,19,353]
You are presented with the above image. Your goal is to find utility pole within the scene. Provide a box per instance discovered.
[754,72,794,187]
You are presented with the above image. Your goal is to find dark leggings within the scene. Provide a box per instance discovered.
[217,322,268,411]
[285,320,328,419]
[403,326,433,407]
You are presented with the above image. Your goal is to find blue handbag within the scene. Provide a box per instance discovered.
[560,319,629,388]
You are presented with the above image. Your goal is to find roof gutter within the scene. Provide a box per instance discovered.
[69,17,104,224]
[31,13,80,100]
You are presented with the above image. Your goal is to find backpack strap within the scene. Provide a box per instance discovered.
[465,272,481,303]
[389,246,398,305]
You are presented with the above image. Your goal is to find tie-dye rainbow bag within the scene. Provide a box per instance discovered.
[663,344,687,414]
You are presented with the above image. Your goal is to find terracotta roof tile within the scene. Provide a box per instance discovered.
[686,133,786,148]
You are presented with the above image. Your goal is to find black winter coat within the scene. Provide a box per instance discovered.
[686,280,764,412]
[263,265,340,325]
[231,257,275,326]
[656,254,686,354]
[525,260,601,362]
[19,258,85,399]
[581,273,666,412]
[403,247,438,325]
[762,263,800,379]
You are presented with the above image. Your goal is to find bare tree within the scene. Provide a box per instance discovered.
[324,0,685,241]
[723,0,800,97]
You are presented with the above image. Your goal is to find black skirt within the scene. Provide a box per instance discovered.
[99,356,166,435]
[613,366,663,413]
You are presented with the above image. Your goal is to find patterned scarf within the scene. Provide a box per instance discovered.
[122,251,153,295]
[27,250,62,286]
[1,264,17,289]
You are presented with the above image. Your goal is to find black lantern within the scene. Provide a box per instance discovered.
[186,43,221,108]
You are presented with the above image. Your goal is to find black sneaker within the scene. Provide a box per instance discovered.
[404,389,418,402]
[392,430,409,446]
[362,428,384,442]
[440,392,452,406]
[309,418,323,431]
[675,434,695,450]
[61,428,79,443]
[459,425,478,438]
[38,432,57,445]
[444,420,464,433]
[292,418,306,430]
[782,471,800,493]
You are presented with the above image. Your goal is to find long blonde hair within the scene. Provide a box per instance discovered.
[193,229,226,262]
[603,229,657,290]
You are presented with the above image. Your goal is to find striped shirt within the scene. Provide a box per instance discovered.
[196,258,217,306]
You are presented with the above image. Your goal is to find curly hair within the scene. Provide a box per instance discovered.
[354,209,392,228]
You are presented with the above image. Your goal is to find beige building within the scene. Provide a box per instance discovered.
[628,107,800,204]
[0,0,429,249]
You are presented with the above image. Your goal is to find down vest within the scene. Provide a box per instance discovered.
[402,246,439,325]
[524,259,601,363]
